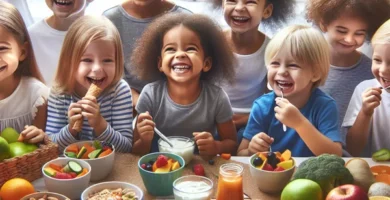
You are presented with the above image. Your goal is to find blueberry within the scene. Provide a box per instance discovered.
[253,157,263,167]
[146,164,153,171]
[148,160,155,165]
[208,160,215,165]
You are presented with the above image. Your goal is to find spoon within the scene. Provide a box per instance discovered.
[381,86,390,90]
[154,127,174,148]
[278,86,287,132]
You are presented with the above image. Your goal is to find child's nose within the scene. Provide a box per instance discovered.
[277,66,288,75]
[91,62,103,72]
[175,50,186,59]
[344,34,354,43]
[235,2,246,11]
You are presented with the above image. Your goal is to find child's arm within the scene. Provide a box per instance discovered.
[237,132,274,156]
[233,113,249,129]
[132,112,155,155]
[346,87,382,156]
[275,98,342,156]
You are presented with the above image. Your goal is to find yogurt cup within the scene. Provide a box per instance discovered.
[173,175,213,200]
[158,136,195,165]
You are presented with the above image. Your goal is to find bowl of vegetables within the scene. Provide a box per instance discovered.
[42,158,91,199]
[63,140,115,181]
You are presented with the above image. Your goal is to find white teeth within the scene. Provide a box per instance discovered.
[232,16,249,21]
[277,81,290,84]
[173,65,190,69]
[54,0,72,5]
[88,77,103,81]
[383,77,390,82]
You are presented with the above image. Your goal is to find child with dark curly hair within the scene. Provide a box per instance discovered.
[219,0,295,144]
[130,13,237,156]
[306,0,390,145]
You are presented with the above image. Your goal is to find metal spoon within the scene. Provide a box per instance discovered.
[381,85,390,90]
[278,86,287,132]
[154,127,174,148]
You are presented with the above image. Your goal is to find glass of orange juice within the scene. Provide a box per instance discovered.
[216,163,244,200]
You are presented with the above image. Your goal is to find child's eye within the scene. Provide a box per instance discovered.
[0,46,9,51]
[103,59,114,63]
[81,58,93,62]
[270,61,280,66]
[225,0,236,3]
[336,30,347,34]
[247,0,257,4]
[355,32,366,36]
[288,64,300,68]
[373,58,382,63]
[186,47,197,52]
[164,47,175,52]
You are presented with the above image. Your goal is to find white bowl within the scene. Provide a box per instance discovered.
[21,192,70,200]
[158,136,195,165]
[249,153,295,194]
[81,181,144,200]
[42,158,91,199]
[63,141,115,181]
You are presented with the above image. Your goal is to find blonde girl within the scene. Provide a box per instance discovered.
[46,16,133,152]
[0,1,48,144]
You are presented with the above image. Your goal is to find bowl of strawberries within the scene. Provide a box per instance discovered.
[249,150,295,194]
[138,152,185,196]
[63,140,114,181]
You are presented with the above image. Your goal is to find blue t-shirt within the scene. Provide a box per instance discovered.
[243,88,342,157]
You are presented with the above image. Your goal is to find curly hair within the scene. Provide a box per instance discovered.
[212,0,296,28]
[131,13,236,85]
[306,0,390,39]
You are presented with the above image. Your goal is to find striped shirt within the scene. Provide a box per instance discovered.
[46,79,133,152]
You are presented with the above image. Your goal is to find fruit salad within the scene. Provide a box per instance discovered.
[252,150,294,171]
[141,155,181,173]
[87,188,138,200]
[44,161,89,179]
[65,140,113,159]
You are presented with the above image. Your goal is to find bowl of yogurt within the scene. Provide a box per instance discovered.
[158,136,195,165]
[173,175,213,200]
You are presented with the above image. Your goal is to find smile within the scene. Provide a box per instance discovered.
[232,16,250,23]
[53,0,73,6]
[276,80,294,89]
[172,65,191,74]
[0,65,6,72]
[382,77,390,87]
[87,77,105,86]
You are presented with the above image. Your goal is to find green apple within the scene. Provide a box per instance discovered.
[9,142,37,157]
[1,127,20,143]
[0,136,11,161]
[281,179,323,200]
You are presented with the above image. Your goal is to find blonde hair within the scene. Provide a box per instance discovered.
[372,19,390,45]
[0,1,43,82]
[52,15,124,94]
[265,25,330,88]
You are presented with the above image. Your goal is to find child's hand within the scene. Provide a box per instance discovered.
[248,132,273,155]
[19,125,45,144]
[193,132,217,156]
[78,96,106,130]
[274,97,304,129]
[136,112,155,142]
[361,87,382,116]
[68,102,83,133]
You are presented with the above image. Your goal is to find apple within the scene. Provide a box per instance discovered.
[326,184,368,200]
[281,179,323,200]
[1,127,20,143]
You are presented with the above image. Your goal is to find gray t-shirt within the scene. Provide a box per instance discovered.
[103,5,192,92]
[136,80,233,152]
[320,54,373,143]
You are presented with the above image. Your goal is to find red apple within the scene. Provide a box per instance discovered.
[326,184,368,200]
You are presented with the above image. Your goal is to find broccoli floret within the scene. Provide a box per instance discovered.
[292,154,354,196]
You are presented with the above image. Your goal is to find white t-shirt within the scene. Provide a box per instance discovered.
[28,19,66,86]
[0,77,49,133]
[342,79,390,156]
[222,36,270,113]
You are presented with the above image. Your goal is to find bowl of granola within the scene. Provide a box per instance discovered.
[81,181,143,200]
[21,192,70,200]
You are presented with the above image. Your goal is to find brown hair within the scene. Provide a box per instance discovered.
[0,1,43,82]
[306,0,390,39]
[131,13,236,85]
[52,15,124,94]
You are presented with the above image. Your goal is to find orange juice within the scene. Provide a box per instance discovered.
[216,163,244,200]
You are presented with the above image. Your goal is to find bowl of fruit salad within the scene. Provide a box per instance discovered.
[42,158,91,199]
[81,181,143,200]
[21,192,70,200]
[249,150,295,194]
[63,140,114,181]
[138,152,185,196]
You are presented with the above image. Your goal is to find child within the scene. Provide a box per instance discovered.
[46,16,133,153]
[343,19,390,157]
[0,1,48,144]
[221,0,295,144]
[238,25,343,157]
[103,0,191,110]
[306,0,390,140]
[28,0,94,85]
[131,13,237,156]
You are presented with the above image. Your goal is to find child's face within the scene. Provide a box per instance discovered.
[0,26,27,82]
[323,15,367,55]
[223,0,272,33]
[45,0,89,19]
[372,44,390,89]
[267,48,319,98]
[75,39,116,95]
[158,25,211,84]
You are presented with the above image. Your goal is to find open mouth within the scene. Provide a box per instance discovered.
[53,0,73,6]
[381,77,390,88]
[276,80,294,91]
[0,65,6,72]
[87,77,105,86]
[231,16,250,24]
[172,65,191,74]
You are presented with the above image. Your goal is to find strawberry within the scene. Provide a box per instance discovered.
[262,163,274,171]
[155,155,168,168]
[193,164,205,176]
[274,166,285,172]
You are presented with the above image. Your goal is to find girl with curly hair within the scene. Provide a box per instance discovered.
[220,0,295,144]
[306,0,390,144]
[131,13,237,156]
